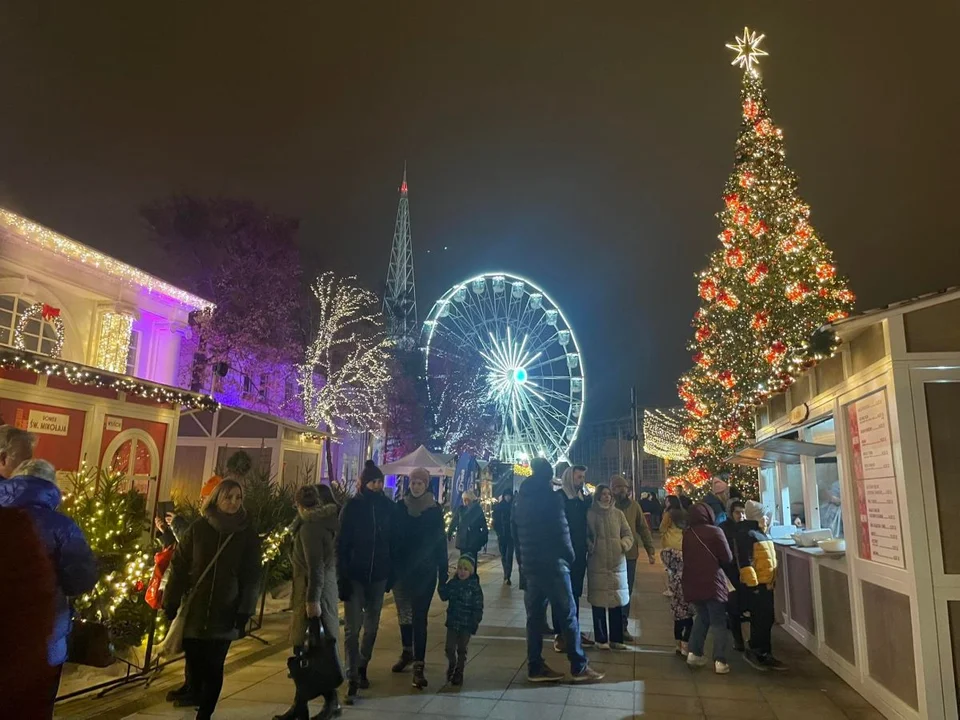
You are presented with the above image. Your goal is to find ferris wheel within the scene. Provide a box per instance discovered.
[421,272,584,464]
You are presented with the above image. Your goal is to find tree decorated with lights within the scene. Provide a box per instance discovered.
[668,29,855,496]
[299,272,392,480]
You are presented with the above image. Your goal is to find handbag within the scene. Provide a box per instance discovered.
[286,619,344,699]
[159,534,234,658]
[67,619,115,668]
[691,529,736,594]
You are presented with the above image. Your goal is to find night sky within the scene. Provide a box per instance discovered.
[1,2,958,423]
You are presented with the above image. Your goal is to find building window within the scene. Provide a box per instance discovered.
[257,374,267,402]
[125,330,141,376]
[242,374,253,395]
[0,294,60,355]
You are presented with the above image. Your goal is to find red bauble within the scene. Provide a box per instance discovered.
[724,248,745,268]
[816,263,836,281]
[718,228,735,248]
[752,311,770,331]
[795,223,812,241]
[754,119,774,137]
[779,237,799,253]
[717,426,740,444]
[693,351,712,368]
[746,262,769,285]
[739,171,755,188]
[698,277,718,301]
[749,220,768,238]
[694,309,705,321]
[785,282,809,303]
[678,384,694,402]
[723,193,740,210]
[827,311,849,322]
[837,289,856,303]
[695,325,712,343]
[765,340,787,364]
[734,204,751,226]
[681,427,698,442]
[743,98,759,121]
[718,370,737,389]
[819,287,830,298]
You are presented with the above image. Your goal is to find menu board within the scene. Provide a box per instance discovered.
[846,389,905,568]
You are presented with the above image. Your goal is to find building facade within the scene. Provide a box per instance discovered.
[568,414,666,490]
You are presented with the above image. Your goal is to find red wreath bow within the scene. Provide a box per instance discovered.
[41,304,61,321]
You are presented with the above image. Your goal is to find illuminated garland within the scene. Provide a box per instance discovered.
[94,310,135,374]
[0,347,218,411]
[14,302,65,358]
[261,526,291,564]
[643,408,688,460]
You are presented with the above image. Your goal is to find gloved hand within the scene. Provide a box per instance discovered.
[235,614,251,638]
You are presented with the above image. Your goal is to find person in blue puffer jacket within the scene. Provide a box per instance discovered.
[0,458,98,702]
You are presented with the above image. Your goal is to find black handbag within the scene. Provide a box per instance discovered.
[67,620,115,668]
[286,620,343,699]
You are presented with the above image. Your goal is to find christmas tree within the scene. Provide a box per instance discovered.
[669,29,855,496]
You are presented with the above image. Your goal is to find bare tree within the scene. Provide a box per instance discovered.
[299,272,392,481]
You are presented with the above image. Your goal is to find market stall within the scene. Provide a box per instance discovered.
[729,288,960,720]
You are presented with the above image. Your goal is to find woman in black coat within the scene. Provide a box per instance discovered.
[164,480,262,720]
[391,468,449,689]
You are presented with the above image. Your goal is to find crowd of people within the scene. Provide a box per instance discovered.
[1,420,788,720]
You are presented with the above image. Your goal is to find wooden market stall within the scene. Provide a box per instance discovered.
[729,287,960,720]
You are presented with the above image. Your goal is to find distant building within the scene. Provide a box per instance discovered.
[568,415,666,490]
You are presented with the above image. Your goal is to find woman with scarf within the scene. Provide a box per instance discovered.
[586,485,633,649]
[275,485,342,720]
[164,480,262,720]
[392,468,449,689]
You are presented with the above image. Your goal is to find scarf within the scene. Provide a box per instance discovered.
[404,490,436,518]
[560,467,583,501]
[205,505,249,534]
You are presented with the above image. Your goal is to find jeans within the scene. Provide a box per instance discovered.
[591,605,623,644]
[444,628,471,670]
[623,559,637,630]
[674,618,693,641]
[182,638,232,718]
[525,569,587,675]
[689,599,729,663]
[552,557,586,633]
[499,537,514,580]
[394,581,434,661]
[344,579,387,680]
[748,585,775,655]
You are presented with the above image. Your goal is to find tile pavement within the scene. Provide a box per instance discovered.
[59,537,885,720]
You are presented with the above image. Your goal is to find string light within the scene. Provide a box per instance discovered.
[0,347,218,411]
[0,208,214,311]
[94,311,135,374]
[261,526,291,564]
[14,302,65,358]
[643,408,688,460]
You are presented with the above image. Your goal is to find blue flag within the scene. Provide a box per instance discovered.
[451,453,477,514]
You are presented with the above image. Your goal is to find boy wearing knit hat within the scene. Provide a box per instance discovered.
[735,501,786,671]
[439,553,484,686]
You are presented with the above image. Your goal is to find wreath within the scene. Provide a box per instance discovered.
[14,302,65,358]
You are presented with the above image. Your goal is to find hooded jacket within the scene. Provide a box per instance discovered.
[609,477,655,561]
[559,467,591,562]
[734,520,777,588]
[586,501,633,607]
[681,503,734,604]
[289,502,340,646]
[164,507,262,640]
[512,464,576,575]
[0,474,98,666]
[395,492,449,597]
[337,484,397,585]
[441,561,484,635]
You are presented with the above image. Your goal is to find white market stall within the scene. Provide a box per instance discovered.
[381,445,455,500]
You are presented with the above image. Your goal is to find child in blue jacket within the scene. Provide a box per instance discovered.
[439,552,484,686]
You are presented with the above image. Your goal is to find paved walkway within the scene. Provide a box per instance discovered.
[59,542,885,720]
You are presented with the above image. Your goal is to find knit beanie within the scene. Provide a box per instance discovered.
[360,460,384,485]
[609,474,630,491]
[457,552,477,574]
[744,500,768,523]
[199,475,222,502]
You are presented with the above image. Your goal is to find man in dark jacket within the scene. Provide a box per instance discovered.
[513,458,604,684]
[0,458,98,706]
[553,465,594,652]
[719,499,747,651]
[682,503,734,673]
[492,491,514,585]
[449,489,488,555]
[337,460,397,704]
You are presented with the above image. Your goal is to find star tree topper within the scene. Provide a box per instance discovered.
[726,27,768,72]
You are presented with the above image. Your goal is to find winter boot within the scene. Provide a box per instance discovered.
[345,681,359,705]
[392,649,414,673]
[446,662,456,682]
[451,665,464,686]
[357,666,370,689]
[273,704,309,720]
[311,695,343,720]
[412,661,428,689]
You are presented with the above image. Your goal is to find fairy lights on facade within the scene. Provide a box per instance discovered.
[0,209,214,311]
[94,310,135,374]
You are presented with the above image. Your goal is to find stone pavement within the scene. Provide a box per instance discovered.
[59,540,886,720]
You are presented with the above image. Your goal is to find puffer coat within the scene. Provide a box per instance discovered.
[164,510,262,640]
[0,474,98,665]
[586,502,634,608]
[395,496,448,598]
[289,503,340,646]
[681,503,733,604]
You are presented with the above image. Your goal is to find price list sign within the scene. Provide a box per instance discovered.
[846,389,904,568]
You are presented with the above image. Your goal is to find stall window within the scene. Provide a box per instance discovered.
[784,463,805,528]
[808,417,842,538]
[759,465,780,526]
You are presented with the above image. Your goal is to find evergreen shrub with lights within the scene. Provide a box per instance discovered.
[669,29,855,499]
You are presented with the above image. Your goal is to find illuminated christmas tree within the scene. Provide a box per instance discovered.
[669,29,855,496]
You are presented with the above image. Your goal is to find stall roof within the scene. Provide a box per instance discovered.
[180,404,330,440]
[821,285,960,340]
[381,445,455,477]
[727,435,835,467]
